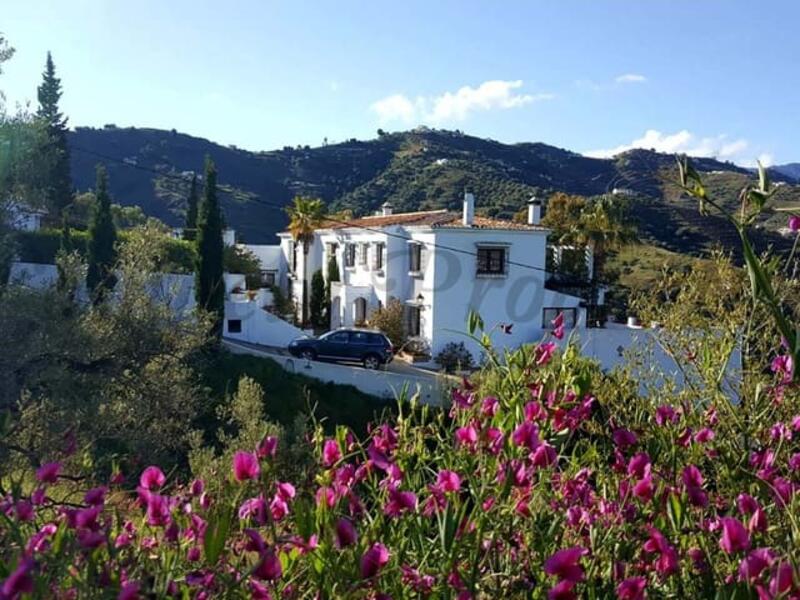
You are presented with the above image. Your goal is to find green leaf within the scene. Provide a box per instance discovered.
[467,310,484,335]
[203,504,232,565]
[757,160,770,193]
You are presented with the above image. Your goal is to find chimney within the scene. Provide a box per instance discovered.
[381,201,393,216]
[527,197,542,225]
[463,191,475,226]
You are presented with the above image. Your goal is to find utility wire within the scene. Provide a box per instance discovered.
[69,144,606,284]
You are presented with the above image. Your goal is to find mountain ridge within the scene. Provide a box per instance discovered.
[66,126,799,257]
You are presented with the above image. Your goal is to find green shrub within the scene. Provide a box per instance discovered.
[434,341,475,373]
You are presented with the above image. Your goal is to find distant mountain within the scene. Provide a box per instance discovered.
[66,126,800,258]
[772,163,800,182]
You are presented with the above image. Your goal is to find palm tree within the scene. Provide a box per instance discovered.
[285,196,327,326]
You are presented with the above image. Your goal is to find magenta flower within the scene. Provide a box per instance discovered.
[384,487,417,517]
[84,486,107,506]
[769,562,795,597]
[738,548,775,582]
[632,470,654,502]
[531,443,557,468]
[1,558,35,598]
[547,580,576,600]
[190,479,205,496]
[276,482,296,502]
[360,542,390,579]
[254,548,282,581]
[694,428,715,444]
[719,517,750,554]
[455,424,479,450]
[627,453,651,478]
[616,577,646,600]
[535,341,557,366]
[35,461,61,484]
[771,354,794,384]
[145,493,171,527]
[139,466,166,490]
[270,495,289,520]
[544,547,587,583]
[789,215,800,232]
[655,405,678,426]
[552,312,565,340]
[334,517,358,548]
[232,451,260,482]
[76,529,105,549]
[322,439,342,467]
[481,396,499,417]
[436,470,462,493]
[612,428,637,449]
[257,435,278,458]
[643,528,678,576]
[512,421,540,451]
[118,580,140,600]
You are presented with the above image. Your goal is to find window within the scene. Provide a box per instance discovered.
[344,243,356,268]
[261,270,276,287]
[542,308,577,329]
[354,297,367,324]
[324,331,350,343]
[359,243,368,266]
[227,319,242,333]
[476,247,507,276]
[374,242,385,270]
[406,305,421,337]
[351,331,370,343]
[409,242,422,272]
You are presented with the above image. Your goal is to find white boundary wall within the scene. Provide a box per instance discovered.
[223,339,448,405]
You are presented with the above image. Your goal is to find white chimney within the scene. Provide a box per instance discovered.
[463,191,475,226]
[381,201,393,216]
[527,197,542,225]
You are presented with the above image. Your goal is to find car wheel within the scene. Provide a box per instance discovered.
[301,349,316,361]
[363,354,381,370]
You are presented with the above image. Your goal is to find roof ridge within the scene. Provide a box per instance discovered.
[357,208,450,219]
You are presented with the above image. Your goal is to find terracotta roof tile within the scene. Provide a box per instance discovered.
[317,209,545,232]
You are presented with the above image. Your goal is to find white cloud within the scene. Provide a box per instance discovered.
[615,73,647,84]
[585,129,762,165]
[370,80,551,125]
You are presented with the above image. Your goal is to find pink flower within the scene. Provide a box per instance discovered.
[84,486,107,506]
[544,547,587,583]
[436,470,462,493]
[512,421,540,451]
[632,470,654,502]
[139,466,166,490]
[789,215,800,232]
[254,548,282,581]
[627,453,651,479]
[769,562,795,597]
[738,548,775,582]
[655,405,678,426]
[276,482,295,502]
[547,580,576,600]
[360,542,390,579]
[118,580,140,600]
[682,465,708,507]
[77,529,105,549]
[532,443,557,468]
[552,312,565,340]
[36,462,61,484]
[1,558,35,598]
[270,495,289,520]
[334,517,358,548]
[643,528,678,577]
[694,428,715,444]
[190,479,205,496]
[257,435,278,458]
[385,487,417,517]
[616,577,646,600]
[322,439,342,467]
[455,425,479,450]
[719,517,750,554]
[771,354,794,384]
[232,451,260,482]
[737,493,759,515]
[535,341,557,366]
[481,396,499,417]
[145,493,171,527]
[612,428,637,450]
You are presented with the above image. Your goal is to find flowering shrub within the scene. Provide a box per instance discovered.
[1,161,799,598]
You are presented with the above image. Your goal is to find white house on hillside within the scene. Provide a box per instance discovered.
[4,201,47,232]
[274,193,594,360]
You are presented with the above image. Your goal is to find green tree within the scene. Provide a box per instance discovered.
[223,244,261,289]
[184,174,199,241]
[86,164,117,301]
[56,216,73,293]
[325,253,340,326]
[285,196,326,326]
[195,157,225,337]
[36,52,72,216]
[309,269,326,328]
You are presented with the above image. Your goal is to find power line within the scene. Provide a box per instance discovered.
[68,144,603,284]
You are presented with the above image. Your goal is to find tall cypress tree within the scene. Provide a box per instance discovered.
[86,165,117,301]
[37,52,72,216]
[183,174,198,240]
[195,157,225,337]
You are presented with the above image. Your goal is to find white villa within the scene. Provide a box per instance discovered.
[246,193,596,361]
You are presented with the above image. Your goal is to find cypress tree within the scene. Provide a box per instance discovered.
[183,174,198,240]
[195,157,225,337]
[86,164,117,301]
[309,269,326,328]
[325,253,340,327]
[37,52,72,216]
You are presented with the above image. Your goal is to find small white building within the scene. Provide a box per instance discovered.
[273,194,593,361]
[4,201,47,232]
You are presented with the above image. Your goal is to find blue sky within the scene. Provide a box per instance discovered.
[2,0,798,164]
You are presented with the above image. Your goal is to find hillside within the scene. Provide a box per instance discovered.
[67,126,800,256]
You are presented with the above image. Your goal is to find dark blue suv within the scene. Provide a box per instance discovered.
[288,328,394,369]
